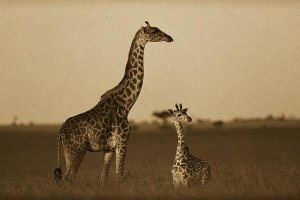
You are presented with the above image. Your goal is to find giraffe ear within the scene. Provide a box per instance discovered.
[182,108,188,113]
[168,109,174,115]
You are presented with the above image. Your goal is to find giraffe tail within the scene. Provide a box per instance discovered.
[54,133,63,186]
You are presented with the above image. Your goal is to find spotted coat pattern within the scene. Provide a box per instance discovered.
[55,22,173,184]
[169,104,211,187]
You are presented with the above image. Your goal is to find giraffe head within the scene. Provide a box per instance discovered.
[141,21,173,43]
[168,103,192,123]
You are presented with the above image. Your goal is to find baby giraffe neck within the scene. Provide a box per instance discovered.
[174,121,187,148]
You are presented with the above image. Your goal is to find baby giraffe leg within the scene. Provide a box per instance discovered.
[201,166,211,184]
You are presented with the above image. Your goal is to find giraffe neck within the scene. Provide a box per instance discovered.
[116,29,146,112]
[174,121,188,157]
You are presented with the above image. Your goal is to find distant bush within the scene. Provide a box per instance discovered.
[277,115,286,121]
[28,121,34,126]
[266,114,274,121]
[212,120,224,128]
[152,111,170,123]
[197,118,210,124]
[129,120,138,130]
[152,110,171,129]
[265,114,287,122]
[11,116,18,126]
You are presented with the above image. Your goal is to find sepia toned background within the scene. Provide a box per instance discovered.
[1,0,300,124]
[1,1,300,200]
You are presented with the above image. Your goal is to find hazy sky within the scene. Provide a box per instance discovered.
[1,0,300,124]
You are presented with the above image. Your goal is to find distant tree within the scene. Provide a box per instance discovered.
[252,117,261,122]
[197,118,211,125]
[266,114,274,121]
[153,110,170,124]
[197,118,206,124]
[277,114,286,121]
[11,116,18,126]
[129,120,138,130]
[151,120,159,125]
[152,110,171,129]
[212,120,224,128]
[28,121,34,126]
[233,117,244,122]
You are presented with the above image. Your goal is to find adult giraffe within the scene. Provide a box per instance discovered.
[54,21,173,185]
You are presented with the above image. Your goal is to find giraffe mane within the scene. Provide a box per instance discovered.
[100,85,120,100]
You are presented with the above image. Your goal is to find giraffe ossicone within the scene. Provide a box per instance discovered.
[54,21,173,185]
[169,104,211,188]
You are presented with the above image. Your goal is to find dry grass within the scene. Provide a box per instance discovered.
[0,126,299,199]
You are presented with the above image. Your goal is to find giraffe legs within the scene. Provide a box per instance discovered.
[110,117,130,183]
[115,143,128,181]
[172,169,193,188]
[173,176,190,188]
[65,149,86,182]
[100,150,114,185]
[200,166,211,184]
[172,174,182,189]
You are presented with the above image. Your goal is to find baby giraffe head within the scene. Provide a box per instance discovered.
[141,21,173,43]
[168,103,192,123]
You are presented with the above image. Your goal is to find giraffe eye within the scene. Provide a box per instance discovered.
[177,114,182,117]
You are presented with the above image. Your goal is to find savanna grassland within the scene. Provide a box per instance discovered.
[0,124,299,200]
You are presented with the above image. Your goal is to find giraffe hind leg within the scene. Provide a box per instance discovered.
[64,149,86,182]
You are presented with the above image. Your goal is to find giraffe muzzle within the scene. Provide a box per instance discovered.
[163,34,173,42]
[187,117,192,122]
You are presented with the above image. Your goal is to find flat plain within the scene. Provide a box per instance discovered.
[0,124,299,200]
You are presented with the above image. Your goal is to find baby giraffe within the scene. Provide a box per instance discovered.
[168,104,211,187]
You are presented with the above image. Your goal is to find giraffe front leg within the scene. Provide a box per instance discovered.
[100,150,114,185]
[112,117,130,183]
[115,143,128,182]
